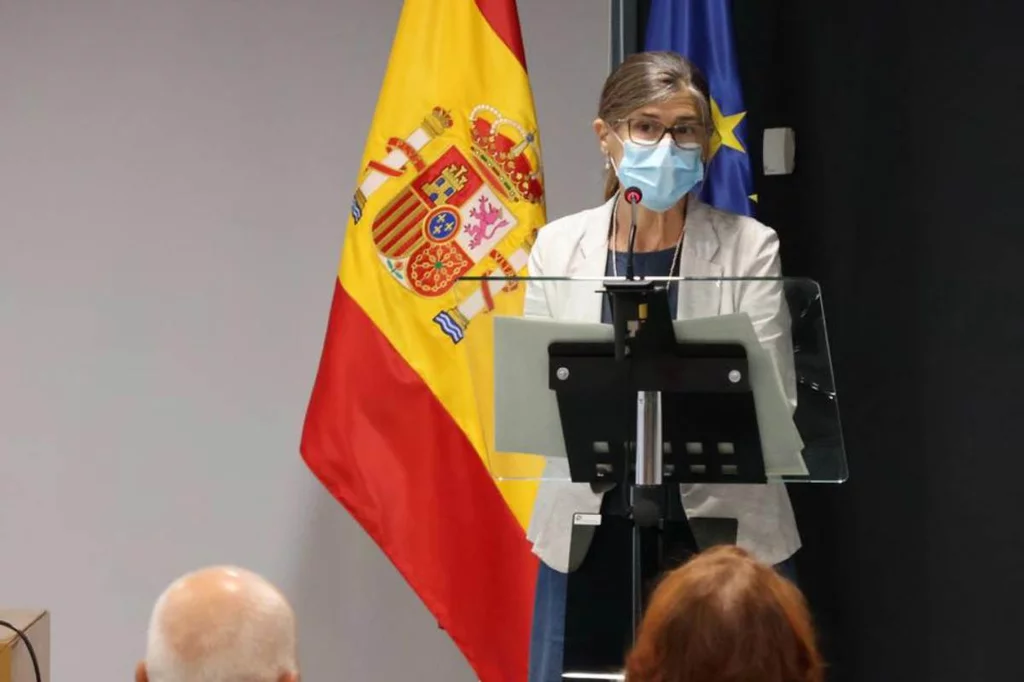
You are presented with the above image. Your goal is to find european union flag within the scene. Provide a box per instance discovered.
[645,0,754,216]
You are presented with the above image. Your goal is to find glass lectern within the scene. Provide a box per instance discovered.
[455,275,847,681]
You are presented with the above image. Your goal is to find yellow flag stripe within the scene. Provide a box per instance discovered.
[337,0,546,525]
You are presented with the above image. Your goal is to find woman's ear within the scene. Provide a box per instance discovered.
[592,118,609,156]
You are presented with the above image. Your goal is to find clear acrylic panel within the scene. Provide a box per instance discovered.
[452,275,846,489]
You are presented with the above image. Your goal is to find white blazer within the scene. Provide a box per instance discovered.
[523,196,801,572]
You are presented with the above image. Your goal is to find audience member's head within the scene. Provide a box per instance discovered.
[136,566,298,682]
[626,546,823,682]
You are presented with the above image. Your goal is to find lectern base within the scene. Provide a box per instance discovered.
[561,510,738,676]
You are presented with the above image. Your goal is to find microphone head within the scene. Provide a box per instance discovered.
[623,187,643,204]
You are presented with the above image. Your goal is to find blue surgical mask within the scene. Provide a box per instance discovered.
[612,138,704,212]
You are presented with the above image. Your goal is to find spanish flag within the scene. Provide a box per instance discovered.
[301,1,544,680]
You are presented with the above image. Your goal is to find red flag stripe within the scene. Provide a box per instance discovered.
[474,0,527,70]
[301,280,538,682]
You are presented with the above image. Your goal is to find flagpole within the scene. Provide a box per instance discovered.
[609,0,639,69]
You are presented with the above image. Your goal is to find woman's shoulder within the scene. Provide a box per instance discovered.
[536,200,614,240]
[699,201,777,238]
[695,201,779,254]
[532,199,615,256]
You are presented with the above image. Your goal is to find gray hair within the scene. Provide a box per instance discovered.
[598,51,713,200]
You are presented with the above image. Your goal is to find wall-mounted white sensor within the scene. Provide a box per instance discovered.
[763,127,795,175]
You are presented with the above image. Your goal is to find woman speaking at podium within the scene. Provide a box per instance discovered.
[523,51,800,682]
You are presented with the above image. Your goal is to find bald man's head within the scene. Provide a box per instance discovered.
[137,566,298,682]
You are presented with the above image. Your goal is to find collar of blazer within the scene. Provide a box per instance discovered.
[570,194,724,279]
[557,194,726,322]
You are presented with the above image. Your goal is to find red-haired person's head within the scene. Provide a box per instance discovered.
[626,546,823,682]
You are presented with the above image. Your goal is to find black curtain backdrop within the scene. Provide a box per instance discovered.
[636,1,1024,680]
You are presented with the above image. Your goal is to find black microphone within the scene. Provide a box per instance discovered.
[622,187,643,280]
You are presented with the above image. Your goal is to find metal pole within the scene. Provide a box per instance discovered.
[609,0,639,71]
[631,390,662,637]
[631,523,643,638]
[635,390,663,486]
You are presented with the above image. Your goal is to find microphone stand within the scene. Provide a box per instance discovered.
[624,191,640,281]
[612,186,674,637]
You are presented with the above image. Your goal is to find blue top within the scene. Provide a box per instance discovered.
[601,248,680,323]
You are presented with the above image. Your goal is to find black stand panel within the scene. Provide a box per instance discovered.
[549,342,766,488]
[547,282,768,677]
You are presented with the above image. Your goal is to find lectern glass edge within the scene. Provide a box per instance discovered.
[452,275,847,487]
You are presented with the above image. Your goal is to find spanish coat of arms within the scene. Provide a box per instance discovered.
[350,105,544,343]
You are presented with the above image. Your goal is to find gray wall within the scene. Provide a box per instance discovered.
[0,1,607,680]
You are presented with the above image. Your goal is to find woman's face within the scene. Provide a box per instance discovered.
[594,91,710,166]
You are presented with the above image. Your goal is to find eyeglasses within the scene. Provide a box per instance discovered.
[618,118,705,148]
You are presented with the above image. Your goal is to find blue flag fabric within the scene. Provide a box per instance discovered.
[645,0,754,216]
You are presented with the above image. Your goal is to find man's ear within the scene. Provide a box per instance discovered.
[135,661,148,682]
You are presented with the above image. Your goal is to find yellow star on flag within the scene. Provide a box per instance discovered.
[749,194,758,203]
[709,97,746,160]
